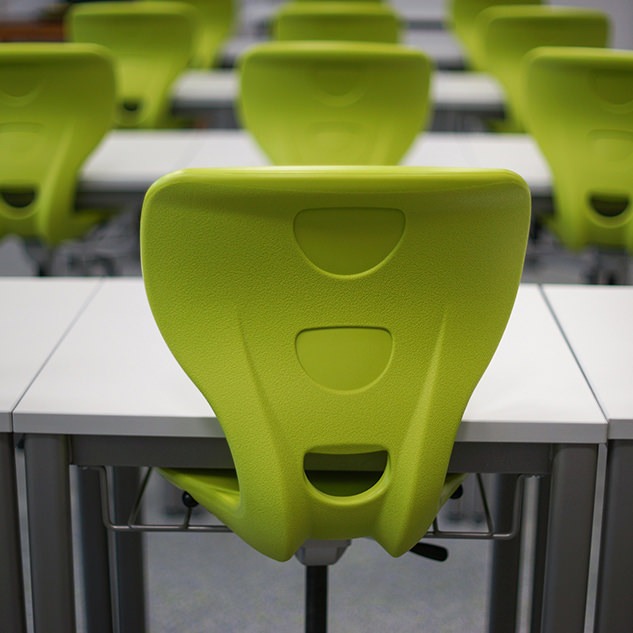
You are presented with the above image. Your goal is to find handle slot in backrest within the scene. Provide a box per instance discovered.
[589,193,630,217]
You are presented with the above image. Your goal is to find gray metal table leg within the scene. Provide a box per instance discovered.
[24,434,76,633]
[0,433,27,633]
[488,474,522,633]
[77,467,114,633]
[594,440,633,633]
[111,466,147,633]
[529,475,550,633]
[540,444,597,633]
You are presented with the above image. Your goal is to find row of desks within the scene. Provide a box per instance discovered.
[1,278,632,633]
[171,68,505,120]
[239,0,447,35]
[77,130,552,207]
[221,30,465,69]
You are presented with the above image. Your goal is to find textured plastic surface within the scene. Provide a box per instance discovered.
[145,0,235,68]
[273,2,401,44]
[67,2,196,128]
[0,44,115,245]
[448,0,541,71]
[238,42,432,165]
[525,48,633,252]
[140,167,530,561]
[477,7,609,130]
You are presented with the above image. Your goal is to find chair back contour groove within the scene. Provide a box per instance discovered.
[238,42,432,165]
[273,2,401,44]
[448,0,542,71]
[477,7,609,130]
[525,48,633,252]
[66,2,196,128]
[140,167,530,561]
[0,44,115,245]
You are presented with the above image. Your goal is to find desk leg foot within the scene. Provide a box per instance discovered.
[24,434,76,633]
[0,433,27,633]
[112,467,147,633]
[488,474,522,633]
[541,444,597,633]
[77,467,115,633]
[594,440,633,633]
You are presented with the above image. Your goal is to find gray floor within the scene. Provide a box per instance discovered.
[3,220,628,633]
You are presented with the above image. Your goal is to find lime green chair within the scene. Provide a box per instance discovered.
[447,0,542,71]
[140,166,530,564]
[0,43,115,246]
[525,47,633,257]
[66,2,196,129]
[238,42,432,165]
[145,0,236,68]
[273,2,401,43]
[477,7,609,132]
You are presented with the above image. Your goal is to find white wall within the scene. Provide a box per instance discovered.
[550,0,633,49]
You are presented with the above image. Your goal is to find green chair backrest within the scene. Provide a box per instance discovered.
[0,43,115,245]
[238,42,432,165]
[477,7,609,130]
[525,47,633,252]
[273,2,401,43]
[448,0,542,71]
[66,2,196,129]
[140,166,530,561]
[145,0,236,68]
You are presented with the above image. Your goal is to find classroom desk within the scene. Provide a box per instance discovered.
[0,278,101,633]
[220,30,465,69]
[78,130,552,209]
[542,285,633,633]
[171,69,505,122]
[239,0,447,35]
[13,280,606,633]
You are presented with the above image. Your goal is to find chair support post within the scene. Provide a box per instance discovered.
[305,565,328,633]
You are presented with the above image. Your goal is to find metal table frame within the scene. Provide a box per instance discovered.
[23,434,599,633]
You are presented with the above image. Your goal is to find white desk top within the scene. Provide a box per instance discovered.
[0,278,101,433]
[78,130,552,202]
[239,0,447,32]
[543,285,633,440]
[171,69,504,114]
[79,130,205,194]
[459,134,553,199]
[220,31,464,69]
[14,280,605,444]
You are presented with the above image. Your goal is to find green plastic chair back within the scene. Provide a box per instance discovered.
[448,0,542,71]
[66,2,196,129]
[525,47,633,252]
[0,43,115,245]
[477,7,609,131]
[145,0,236,68]
[140,166,530,561]
[273,2,401,44]
[238,42,432,165]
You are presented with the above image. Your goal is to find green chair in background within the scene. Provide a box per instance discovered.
[140,165,529,626]
[477,6,609,132]
[447,0,542,71]
[238,42,432,164]
[273,2,401,43]
[145,0,236,68]
[0,43,115,249]
[525,47,633,281]
[66,2,196,129]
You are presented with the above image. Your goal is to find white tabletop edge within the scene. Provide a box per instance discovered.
[14,280,607,444]
[542,284,633,439]
[1,278,103,433]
